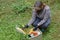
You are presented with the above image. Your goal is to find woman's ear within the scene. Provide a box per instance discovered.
[42,3,46,8]
[43,3,46,6]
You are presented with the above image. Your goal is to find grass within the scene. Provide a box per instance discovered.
[0,0,60,40]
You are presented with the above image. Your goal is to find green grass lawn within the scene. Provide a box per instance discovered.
[0,0,60,40]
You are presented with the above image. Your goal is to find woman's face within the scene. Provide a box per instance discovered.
[34,7,42,11]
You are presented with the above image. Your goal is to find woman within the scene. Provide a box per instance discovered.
[22,1,51,32]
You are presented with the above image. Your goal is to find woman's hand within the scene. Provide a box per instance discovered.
[33,26,38,31]
[22,24,29,30]
[25,24,29,28]
[33,24,40,31]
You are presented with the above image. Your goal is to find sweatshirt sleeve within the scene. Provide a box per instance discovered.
[28,9,37,26]
[38,8,50,26]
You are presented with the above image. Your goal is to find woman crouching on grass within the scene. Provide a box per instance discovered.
[22,1,51,32]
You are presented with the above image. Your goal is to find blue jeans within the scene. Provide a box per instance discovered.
[32,17,50,32]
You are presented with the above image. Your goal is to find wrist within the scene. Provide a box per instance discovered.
[33,27,37,31]
[25,24,29,28]
[37,24,39,26]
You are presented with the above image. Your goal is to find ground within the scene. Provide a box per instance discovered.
[0,0,60,40]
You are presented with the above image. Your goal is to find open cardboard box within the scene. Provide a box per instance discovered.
[16,27,42,40]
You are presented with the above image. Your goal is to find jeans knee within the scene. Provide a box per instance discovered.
[41,24,49,29]
[32,23,37,27]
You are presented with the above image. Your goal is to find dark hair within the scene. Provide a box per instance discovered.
[34,1,45,14]
[34,1,43,8]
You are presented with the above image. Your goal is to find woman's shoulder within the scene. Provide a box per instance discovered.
[45,5,50,10]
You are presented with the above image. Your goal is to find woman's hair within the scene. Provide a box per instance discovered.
[34,1,43,7]
[34,1,45,14]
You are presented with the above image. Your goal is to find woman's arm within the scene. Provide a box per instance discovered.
[38,8,50,26]
[28,9,37,26]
